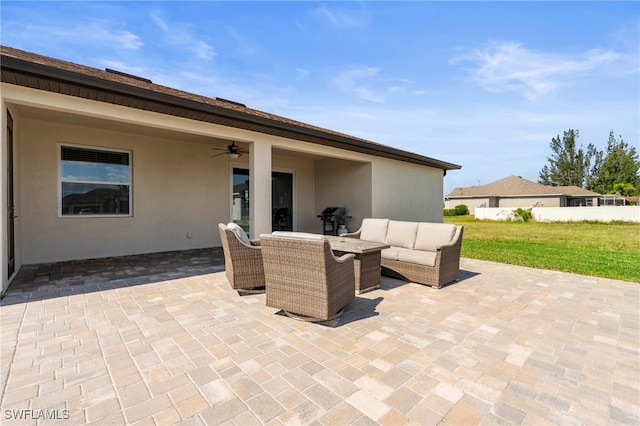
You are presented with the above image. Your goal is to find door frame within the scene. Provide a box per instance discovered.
[6,110,15,279]
[229,165,295,232]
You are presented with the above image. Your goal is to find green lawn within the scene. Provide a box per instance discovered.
[444,215,640,283]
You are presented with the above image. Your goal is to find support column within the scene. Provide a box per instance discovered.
[249,140,272,238]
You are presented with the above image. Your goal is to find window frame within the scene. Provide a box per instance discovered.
[58,143,133,218]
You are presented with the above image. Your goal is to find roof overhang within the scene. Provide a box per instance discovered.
[1,52,461,171]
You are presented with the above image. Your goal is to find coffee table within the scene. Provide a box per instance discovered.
[325,236,389,294]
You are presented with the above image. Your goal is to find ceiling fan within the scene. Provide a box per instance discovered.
[211,142,249,159]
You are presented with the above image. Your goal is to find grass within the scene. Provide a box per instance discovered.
[444,215,640,283]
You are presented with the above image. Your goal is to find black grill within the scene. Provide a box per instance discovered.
[317,207,348,235]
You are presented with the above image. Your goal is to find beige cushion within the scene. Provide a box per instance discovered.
[227,222,251,245]
[414,223,457,252]
[397,249,437,267]
[385,221,418,249]
[381,247,400,260]
[269,231,325,240]
[359,218,389,244]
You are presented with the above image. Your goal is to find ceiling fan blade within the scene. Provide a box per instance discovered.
[210,142,247,158]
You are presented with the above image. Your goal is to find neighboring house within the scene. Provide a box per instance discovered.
[445,175,600,214]
[0,46,461,292]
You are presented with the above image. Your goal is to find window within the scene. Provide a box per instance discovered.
[60,145,131,216]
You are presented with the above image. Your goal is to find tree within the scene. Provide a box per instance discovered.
[538,129,595,187]
[588,131,640,195]
[612,183,636,197]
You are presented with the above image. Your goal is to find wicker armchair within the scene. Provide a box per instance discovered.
[260,233,356,321]
[218,223,265,294]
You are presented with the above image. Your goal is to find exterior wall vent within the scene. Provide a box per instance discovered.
[215,97,246,108]
[105,68,152,83]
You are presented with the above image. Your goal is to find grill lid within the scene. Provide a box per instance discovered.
[318,207,346,218]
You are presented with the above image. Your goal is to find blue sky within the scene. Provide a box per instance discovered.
[2,1,638,193]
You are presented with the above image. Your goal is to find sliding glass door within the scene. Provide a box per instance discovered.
[231,168,251,232]
[272,171,293,231]
[232,168,294,233]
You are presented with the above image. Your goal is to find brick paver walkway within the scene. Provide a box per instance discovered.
[1,249,638,425]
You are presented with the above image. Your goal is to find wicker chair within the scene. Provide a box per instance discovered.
[260,233,356,321]
[218,223,265,294]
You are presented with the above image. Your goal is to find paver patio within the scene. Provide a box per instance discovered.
[1,248,638,425]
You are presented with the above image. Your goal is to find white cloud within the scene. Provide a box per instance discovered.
[329,66,414,103]
[313,4,366,27]
[150,13,169,32]
[331,66,384,102]
[226,27,257,56]
[42,20,143,50]
[455,41,622,100]
[150,13,215,60]
[295,68,311,79]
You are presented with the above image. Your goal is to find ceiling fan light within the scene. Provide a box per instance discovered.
[228,152,240,159]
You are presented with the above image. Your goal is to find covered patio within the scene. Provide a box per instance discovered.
[2,45,457,294]
[1,251,638,425]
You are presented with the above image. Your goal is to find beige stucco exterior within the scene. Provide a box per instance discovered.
[498,197,562,208]
[315,158,372,233]
[444,197,491,214]
[1,83,452,292]
[371,158,444,223]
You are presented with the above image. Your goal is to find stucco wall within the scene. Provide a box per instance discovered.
[17,113,447,264]
[370,158,444,224]
[498,196,562,208]
[20,117,228,263]
[18,118,318,264]
[315,158,372,234]
[445,197,489,214]
[476,206,640,222]
[533,206,640,222]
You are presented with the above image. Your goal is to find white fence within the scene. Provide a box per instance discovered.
[475,206,640,223]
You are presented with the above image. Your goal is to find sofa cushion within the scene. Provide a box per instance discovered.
[227,222,251,245]
[414,223,457,252]
[360,218,389,244]
[381,247,401,261]
[397,249,437,267]
[270,231,325,240]
[385,221,419,249]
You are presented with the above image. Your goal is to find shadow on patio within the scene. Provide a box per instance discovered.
[1,248,226,306]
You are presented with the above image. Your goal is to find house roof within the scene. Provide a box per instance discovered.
[0,45,461,171]
[446,175,601,198]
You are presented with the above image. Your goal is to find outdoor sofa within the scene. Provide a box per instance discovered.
[342,218,463,288]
